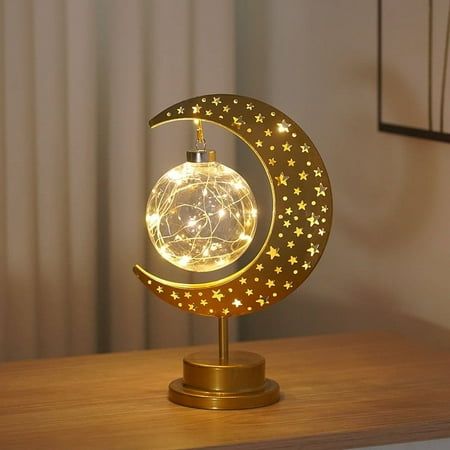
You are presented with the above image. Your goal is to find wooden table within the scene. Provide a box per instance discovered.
[1,332,450,449]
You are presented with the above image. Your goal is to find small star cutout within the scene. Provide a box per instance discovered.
[157,286,164,293]
[268,158,276,166]
[264,129,272,137]
[293,187,301,195]
[318,228,326,236]
[302,261,312,270]
[246,103,255,110]
[275,266,283,274]
[321,205,328,213]
[223,105,231,112]
[299,171,308,180]
[265,279,275,288]
[256,298,266,307]
[283,220,291,228]
[294,227,304,237]
[266,246,280,260]
[315,183,327,197]
[275,172,289,186]
[282,142,292,152]
[297,200,307,210]
[288,256,298,265]
[212,97,222,106]
[285,207,293,215]
[307,213,320,227]
[301,143,310,153]
[188,304,196,311]
[212,289,224,301]
[287,158,295,167]
[256,263,264,271]
[307,243,320,256]
[232,116,245,129]
[277,119,291,133]
[200,299,208,306]
[254,113,265,123]
[314,167,323,177]
[239,277,247,285]
[232,299,242,308]
[255,139,263,148]
[284,281,293,290]
[170,291,180,300]
[222,308,230,315]
[184,292,192,298]
[245,289,254,296]
[177,106,185,114]
[192,104,202,114]
[205,110,212,116]
[287,241,295,248]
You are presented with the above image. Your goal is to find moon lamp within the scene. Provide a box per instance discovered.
[134,94,332,409]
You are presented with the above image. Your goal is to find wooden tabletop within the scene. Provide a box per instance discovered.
[1,331,450,450]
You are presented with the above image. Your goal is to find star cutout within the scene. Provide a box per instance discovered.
[245,289,254,296]
[254,113,265,123]
[256,298,266,307]
[307,213,320,227]
[302,261,311,270]
[293,187,301,195]
[232,299,242,308]
[301,143,310,153]
[255,139,263,148]
[284,281,293,289]
[321,205,328,213]
[170,291,180,300]
[274,266,283,274]
[222,308,230,315]
[157,286,164,293]
[192,104,202,114]
[277,119,291,133]
[188,304,196,311]
[307,243,320,256]
[256,263,264,271]
[282,142,292,152]
[283,220,291,228]
[265,279,275,288]
[297,200,307,210]
[232,115,245,129]
[239,277,247,285]
[212,289,224,301]
[266,246,280,260]
[288,256,298,265]
[294,227,303,237]
[184,292,192,298]
[315,183,327,197]
[177,106,185,114]
[275,172,289,186]
[299,171,308,180]
[223,105,231,113]
[287,241,295,248]
[205,109,212,116]
[246,103,255,110]
[212,97,222,106]
[268,158,276,166]
[314,167,323,177]
[285,207,293,215]
[200,299,208,306]
[318,228,326,236]
[264,129,272,137]
[287,158,295,167]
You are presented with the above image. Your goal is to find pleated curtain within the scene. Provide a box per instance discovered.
[0,0,237,361]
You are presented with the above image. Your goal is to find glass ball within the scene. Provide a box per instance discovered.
[146,161,257,272]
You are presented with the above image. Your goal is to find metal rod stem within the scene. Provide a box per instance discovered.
[218,316,229,365]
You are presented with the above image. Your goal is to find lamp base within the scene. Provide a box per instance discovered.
[168,350,280,410]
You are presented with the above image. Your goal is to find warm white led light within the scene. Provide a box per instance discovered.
[146,161,257,272]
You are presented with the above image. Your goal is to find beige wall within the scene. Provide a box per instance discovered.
[237,0,450,345]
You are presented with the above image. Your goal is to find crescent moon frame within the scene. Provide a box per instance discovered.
[134,94,332,318]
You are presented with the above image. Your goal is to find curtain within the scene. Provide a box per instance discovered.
[0,0,237,361]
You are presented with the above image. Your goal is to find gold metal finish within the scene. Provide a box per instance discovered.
[168,350,280,409]
[134,94,333,318]
[218,317,229,364]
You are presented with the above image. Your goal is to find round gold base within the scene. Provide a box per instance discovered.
[168,350,280,410]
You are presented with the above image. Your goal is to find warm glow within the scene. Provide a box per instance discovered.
[146,161,257,272]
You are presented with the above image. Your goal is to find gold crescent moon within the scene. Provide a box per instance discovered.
[134,94,332,317]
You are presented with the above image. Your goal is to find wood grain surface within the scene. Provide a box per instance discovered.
[1,332,450,450]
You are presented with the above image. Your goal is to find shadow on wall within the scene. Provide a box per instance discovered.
[239,291,450,351]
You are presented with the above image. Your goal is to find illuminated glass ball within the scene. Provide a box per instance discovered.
[146,161,257,272]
